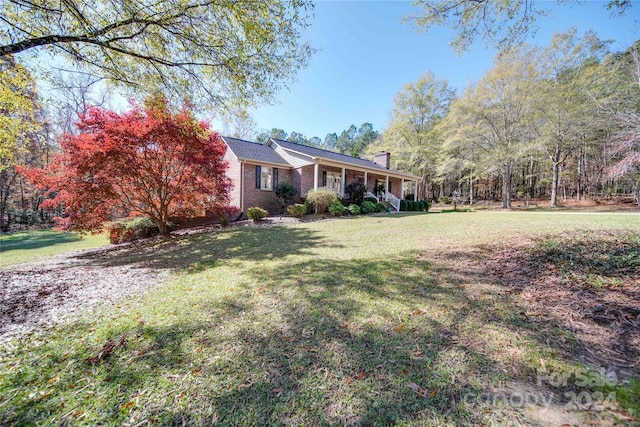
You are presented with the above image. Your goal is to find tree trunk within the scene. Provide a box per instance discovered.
[549,141,563,208]
[501,166,512,208]
[550,161,561,208]
[158,222,167,234]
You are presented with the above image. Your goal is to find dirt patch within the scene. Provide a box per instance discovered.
[0,215,326,343]
[0,252,169,343]
[484,231,640,377]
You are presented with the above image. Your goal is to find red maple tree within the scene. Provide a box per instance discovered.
[22,97,232,233]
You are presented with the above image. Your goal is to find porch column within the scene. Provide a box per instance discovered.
[364,171,368,192]
[400,178,405,199]
[313,162,319,191]
[385,175,389,195]
[413,181,418,201]
[341,167,346,197]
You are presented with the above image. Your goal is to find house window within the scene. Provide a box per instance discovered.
[261,166,272,190]
[325,171,342,193]
[255,165,277,190]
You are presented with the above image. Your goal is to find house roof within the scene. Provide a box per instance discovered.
[222,136,290,167]
[269,138,419,179]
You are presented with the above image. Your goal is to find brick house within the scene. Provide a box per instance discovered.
[221,136,420,215]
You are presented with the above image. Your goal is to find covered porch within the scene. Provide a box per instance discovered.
[306,161,419,211]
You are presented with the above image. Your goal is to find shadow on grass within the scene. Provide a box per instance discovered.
[3,228,637,425]
[0,230,84,253]
[75,225,334,271]
[0,250,538,426]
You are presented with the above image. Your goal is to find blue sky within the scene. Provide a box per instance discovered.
[250,0,639,140]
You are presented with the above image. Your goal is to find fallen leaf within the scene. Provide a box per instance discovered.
[395,324,405,332]
[85,334,127,365]
[401,369,409,375]
[122,400,135,410]
[356,372,366,381]
[195,346,203,352]
[429,389,437,398]
[238,382,252,389]
[272,388,283,397]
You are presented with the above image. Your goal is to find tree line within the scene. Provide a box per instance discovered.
[367,29,640,208]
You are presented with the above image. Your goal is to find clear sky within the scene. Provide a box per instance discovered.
[250,0,639,140]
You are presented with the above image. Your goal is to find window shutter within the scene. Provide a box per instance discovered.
[274,168,279,187]
[255,165,261,189]
[322,171,327,187]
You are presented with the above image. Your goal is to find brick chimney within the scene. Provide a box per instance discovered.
[374,151,391,169]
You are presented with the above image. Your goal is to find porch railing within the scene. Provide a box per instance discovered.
[385,191,400,211]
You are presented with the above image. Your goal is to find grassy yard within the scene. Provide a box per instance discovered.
[0,229,109,267]
[1,211,639,426]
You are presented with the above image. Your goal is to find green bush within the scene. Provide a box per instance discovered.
[287,203,307,218]
[424,200,431,211]
[412,201,419,211]
[375,202,387,212]
[344,182,366,205]
[306,189,338,213]
[11,208,43,226]
[107,216,166,244]
[360,200,377,214]
[328,201,346,217]
[400,200,408,211]
[275,182,297,207]
[363,196,378,204]
[247,207,268,222]
[347,204,361,215]
[126,216,161,238]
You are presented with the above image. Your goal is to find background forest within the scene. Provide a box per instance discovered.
[2,27,639,231]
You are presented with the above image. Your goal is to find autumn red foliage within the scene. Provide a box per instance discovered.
[21,97,232,233]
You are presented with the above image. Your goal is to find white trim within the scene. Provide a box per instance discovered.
[240,161,245,212]
[313,162,319,191]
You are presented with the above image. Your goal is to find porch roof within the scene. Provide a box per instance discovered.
[269,138,419,180]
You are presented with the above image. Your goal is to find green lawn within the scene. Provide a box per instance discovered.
[1,211,639,426]
[0,229,109,267]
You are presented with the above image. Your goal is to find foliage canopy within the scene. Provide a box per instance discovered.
[21,97,232,234]
[0,0,315,110]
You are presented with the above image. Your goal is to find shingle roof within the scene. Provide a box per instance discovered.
[222,136,290,167]
[270,138,393,173]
